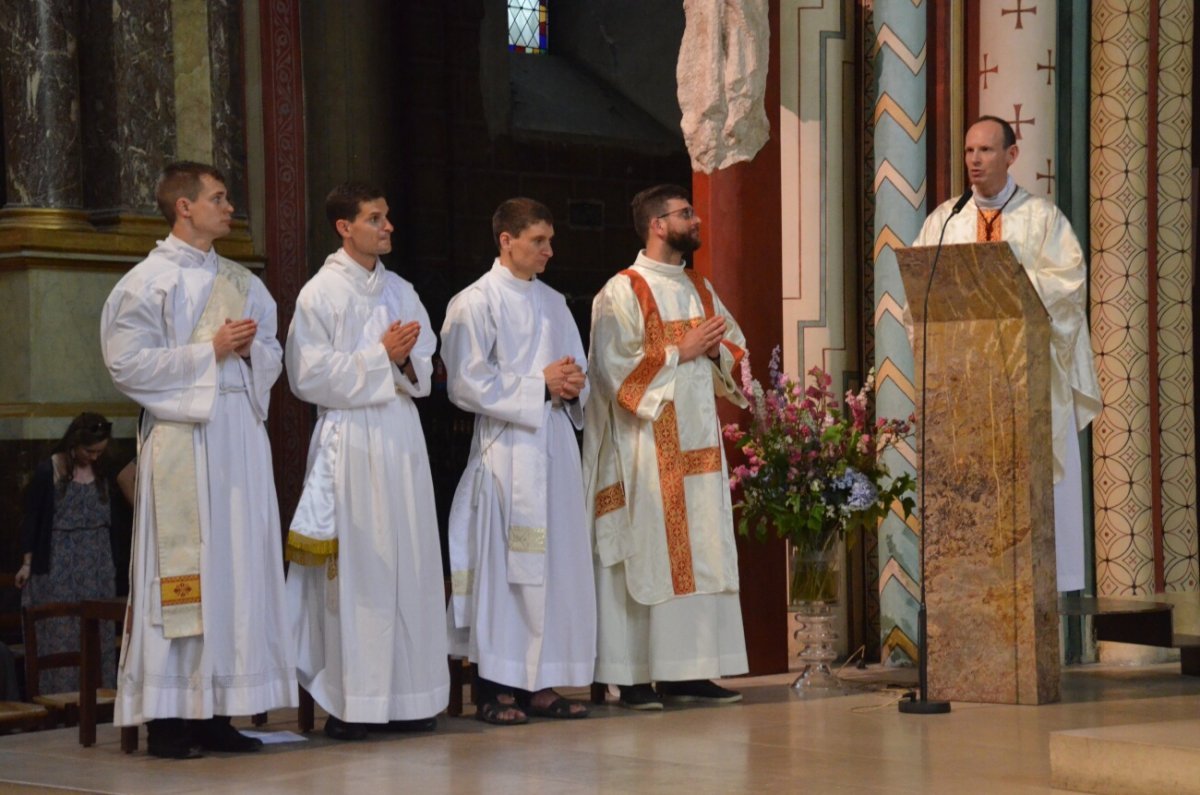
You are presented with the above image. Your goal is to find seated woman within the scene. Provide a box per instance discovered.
[14,412,132,694]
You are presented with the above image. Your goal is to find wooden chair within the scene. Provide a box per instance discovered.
[23,602,115,727]
[77,598,137,751]
[444,577,477,717]
[0,573,25,697]
[447,658,477,717]
[0,700,49,733]
[0,575,48,734]
[298,685,315,733]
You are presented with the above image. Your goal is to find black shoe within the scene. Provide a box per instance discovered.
[146,718,204,760]
[324,715,369,741]
[656,679,742,704]
[194,716,263,752]
[618,683,664,711]
[369,716,439,733]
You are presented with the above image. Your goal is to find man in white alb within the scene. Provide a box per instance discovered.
[915,116,1102,591]
[284,182,449,740]
[583,184,749,710]
[101,161,296,758]
[442,198,595,725]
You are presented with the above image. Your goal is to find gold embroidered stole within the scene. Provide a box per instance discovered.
[977,209,1003,242]
[153,259,251,638]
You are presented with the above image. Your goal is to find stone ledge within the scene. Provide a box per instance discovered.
[1050,719,1200,795]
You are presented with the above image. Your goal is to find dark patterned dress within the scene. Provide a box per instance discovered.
[21,479,117,694]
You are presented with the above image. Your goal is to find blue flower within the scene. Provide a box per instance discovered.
[833,467,878,511]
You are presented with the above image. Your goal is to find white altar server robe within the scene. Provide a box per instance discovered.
[101,234,296,724]
[285,250,449,722]
[442,260,596,691]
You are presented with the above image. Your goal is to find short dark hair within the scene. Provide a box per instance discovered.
[325,182,386,235]
[630,184,690,243]
[155,161,225,225]
[492,198,553,249]
[973,115,1017,149]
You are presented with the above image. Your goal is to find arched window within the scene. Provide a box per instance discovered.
[507,0,547,54]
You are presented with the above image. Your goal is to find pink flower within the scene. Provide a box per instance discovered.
[738,356,755,400]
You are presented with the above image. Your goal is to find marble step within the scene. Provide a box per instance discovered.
[1059,595,1200,674]
[1059,595,1175,646]
[1050,718,1200,795]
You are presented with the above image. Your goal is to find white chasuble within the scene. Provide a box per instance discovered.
[284,250,448,723]
[101,235,296,724]
[916,185,1103,591]
[442,260,596,691]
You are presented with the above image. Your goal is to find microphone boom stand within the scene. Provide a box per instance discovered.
[898,189,971,715]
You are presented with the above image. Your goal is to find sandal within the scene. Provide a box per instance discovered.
[475,697,528,726]
[521,690,590,720]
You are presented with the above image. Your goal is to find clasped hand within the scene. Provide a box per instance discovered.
[677,315,726,362]
[212,318,257,360]
[382,320,421,364]
[544,356,586,400]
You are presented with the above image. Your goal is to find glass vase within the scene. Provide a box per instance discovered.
[790,544,841,692]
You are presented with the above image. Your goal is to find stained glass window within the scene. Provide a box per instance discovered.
[508,0,547,54]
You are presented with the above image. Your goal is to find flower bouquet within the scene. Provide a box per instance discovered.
[725,347,916,602]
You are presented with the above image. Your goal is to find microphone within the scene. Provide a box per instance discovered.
[950,187,973,216]
[923,187,973,324]
[899,187,970,716]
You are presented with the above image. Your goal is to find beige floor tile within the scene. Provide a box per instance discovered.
[1,665,1197,794]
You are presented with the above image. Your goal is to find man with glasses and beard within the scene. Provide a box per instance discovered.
[583,184,750,711]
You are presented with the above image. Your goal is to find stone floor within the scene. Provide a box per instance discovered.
[1,663,1198,794]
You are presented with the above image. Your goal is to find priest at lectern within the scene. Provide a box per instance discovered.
[915,115,1103,592]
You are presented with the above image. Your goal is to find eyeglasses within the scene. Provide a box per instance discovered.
[655,206,696,221]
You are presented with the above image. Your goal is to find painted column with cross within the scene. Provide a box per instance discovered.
[976,0,1057,198]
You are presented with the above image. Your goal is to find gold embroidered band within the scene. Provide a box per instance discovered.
[160,574,201,607]
[509,524,547,553]
[594,482,627,518]
[284,530,339,566]
[451,569,474,596]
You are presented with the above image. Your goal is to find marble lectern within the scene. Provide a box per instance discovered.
[897,242,1060,705]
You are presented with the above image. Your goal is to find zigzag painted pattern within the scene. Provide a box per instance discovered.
[872,95,928,141]
[872,24,928,74]
[871,0,926,664]
[873,161,928,208]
